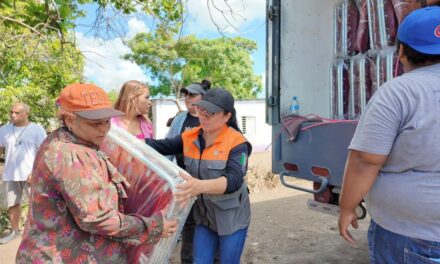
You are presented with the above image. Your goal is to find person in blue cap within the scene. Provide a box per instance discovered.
[338,6,440,263]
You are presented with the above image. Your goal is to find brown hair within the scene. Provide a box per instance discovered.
[114,80,149,116]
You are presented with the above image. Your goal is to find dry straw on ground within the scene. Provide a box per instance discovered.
[246,167,280,193]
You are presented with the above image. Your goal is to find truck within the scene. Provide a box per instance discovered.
[265,0,404,219]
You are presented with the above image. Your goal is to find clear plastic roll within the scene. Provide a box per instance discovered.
[101,126,195,264]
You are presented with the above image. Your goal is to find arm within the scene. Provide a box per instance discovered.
[338,81,402,244]
[55,150,164,245]
[224,143,249,194]
[175,142,250,197]
[36,124,47,145]
[146,134,183,156]
[338,150,387,244]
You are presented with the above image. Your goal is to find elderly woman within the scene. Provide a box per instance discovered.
[16,83,178,263]
[112,80,154,139]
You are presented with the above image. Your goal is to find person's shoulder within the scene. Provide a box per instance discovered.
[47,138,100,167]
[0,123,12,130]
[30,122,45,130]
[29,123,47,136]
[374,73,416,99]
[224,127,247,144]
[173,111,188,122]
[0,123,11,136]
[169,111,189,129]
[139,114,152,124]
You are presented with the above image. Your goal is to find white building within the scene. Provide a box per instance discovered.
[151,99,271,152]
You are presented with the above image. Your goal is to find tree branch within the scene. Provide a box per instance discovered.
[0,16,43,36]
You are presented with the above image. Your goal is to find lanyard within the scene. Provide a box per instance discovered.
[13,124,29,147]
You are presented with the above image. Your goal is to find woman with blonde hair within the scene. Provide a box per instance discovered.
[112,80,154,139]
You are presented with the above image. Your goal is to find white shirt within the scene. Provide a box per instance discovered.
[0,123,47,181]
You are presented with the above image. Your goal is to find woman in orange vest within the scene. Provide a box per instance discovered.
[147,88,252,264]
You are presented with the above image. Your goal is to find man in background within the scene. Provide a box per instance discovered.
[0,103,46,244]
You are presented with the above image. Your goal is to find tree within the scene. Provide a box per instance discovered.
[124,30,262,99]
[0,19,84,127]
[0,0,183,44]
[107,89,120,103]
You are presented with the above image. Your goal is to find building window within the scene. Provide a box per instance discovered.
[241,116,256,135]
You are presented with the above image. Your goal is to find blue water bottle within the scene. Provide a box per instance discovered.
[289,96,299,115]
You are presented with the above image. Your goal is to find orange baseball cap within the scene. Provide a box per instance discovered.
[59,83,124,120]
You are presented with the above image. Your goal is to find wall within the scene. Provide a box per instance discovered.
[151,99,272,153]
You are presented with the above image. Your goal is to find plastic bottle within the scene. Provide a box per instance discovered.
[289,96,300,115]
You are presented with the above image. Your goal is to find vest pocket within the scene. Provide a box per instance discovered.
[206,161,227,179]
[208,195,240,210]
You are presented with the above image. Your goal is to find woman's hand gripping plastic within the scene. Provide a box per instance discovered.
[174,171,201,209]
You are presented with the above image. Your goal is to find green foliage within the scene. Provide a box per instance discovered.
[0,1,183,39]
[0,211,9,235]
[107,89,119,104]
[0,0,185,128]
[0,85,58,128]
[125,31,262,99]
[0,5,84,128]
[0,204,28,235]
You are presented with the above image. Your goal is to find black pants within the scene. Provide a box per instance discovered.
[180,208,220,264]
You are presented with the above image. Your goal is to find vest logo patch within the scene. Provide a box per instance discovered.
[240,152,247,173]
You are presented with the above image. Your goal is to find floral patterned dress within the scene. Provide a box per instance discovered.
[16,128,163,263]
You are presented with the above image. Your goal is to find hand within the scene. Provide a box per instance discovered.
[402,0,421,16]
[174,171,201,208]
[338,208,359,245]
[160,209,178,238]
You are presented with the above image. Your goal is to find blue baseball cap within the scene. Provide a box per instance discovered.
[397,6,440,55]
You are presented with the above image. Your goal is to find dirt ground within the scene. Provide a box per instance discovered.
[0,152,370,264]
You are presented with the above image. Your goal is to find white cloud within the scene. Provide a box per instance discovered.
[127,18,149,38]
[76,18,150,92]
[187,0,265,34]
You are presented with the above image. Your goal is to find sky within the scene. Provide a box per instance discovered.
[75,0,266,97]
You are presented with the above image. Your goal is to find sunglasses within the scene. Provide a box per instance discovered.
[195,105,216,118]
[182,93,200,98]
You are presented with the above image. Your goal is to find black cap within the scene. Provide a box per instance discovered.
[180,83,206,95]
[194,88,235,114]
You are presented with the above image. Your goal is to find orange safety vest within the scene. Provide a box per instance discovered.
[181,125,251,235]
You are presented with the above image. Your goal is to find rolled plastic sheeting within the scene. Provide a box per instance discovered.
[391,0,406,24]
[334,3,345,56]
[101,126,195,264]
[367,0,398,50]
[355,0,370,53]
[349,55,373,119]
[347,0,360,55]
[370,48,404,91]
[334,0,359,57]
[330,59,350,119]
